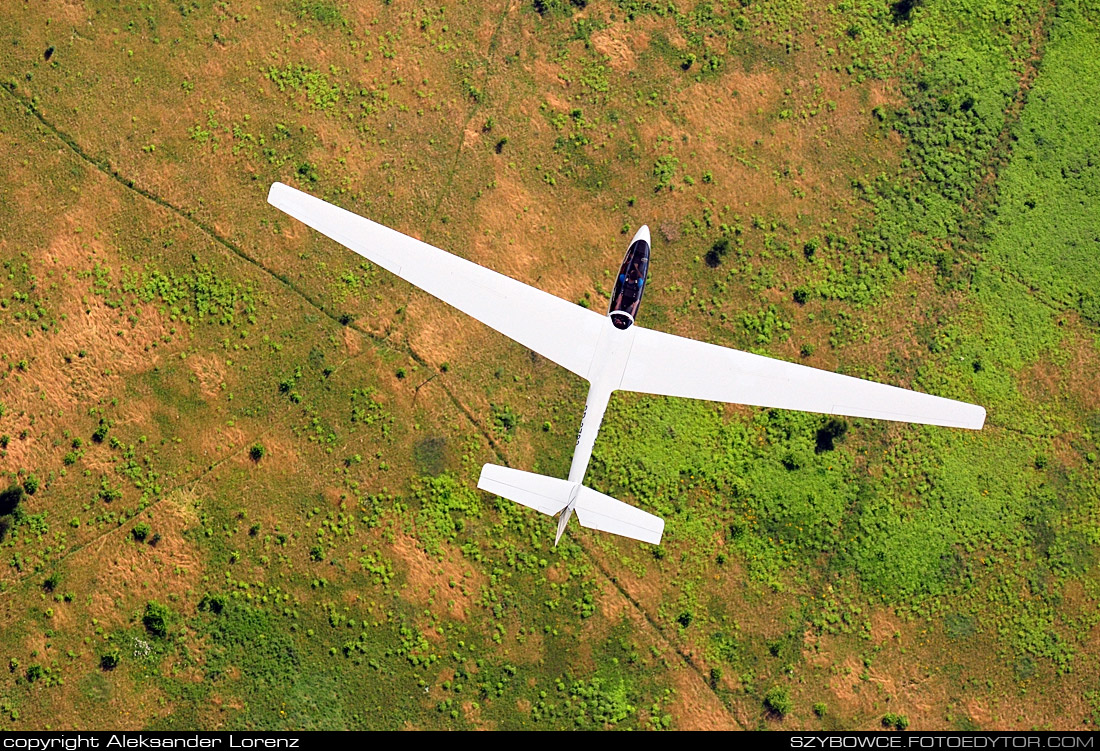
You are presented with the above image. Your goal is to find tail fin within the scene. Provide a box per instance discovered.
[477,464,664,545]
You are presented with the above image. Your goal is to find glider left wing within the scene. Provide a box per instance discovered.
[268,182,607,378]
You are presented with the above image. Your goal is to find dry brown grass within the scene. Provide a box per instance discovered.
[71,489,203,628]
[391,533,484,621]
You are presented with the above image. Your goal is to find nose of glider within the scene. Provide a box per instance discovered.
[632,224,651,247]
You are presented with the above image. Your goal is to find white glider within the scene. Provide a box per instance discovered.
[267,182,985,547]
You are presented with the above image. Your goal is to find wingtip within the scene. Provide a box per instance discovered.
[475,463,493,491]
[267,181,296,207]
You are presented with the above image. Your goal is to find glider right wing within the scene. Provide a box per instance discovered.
[619,326,986,429]
[268,182,607,379]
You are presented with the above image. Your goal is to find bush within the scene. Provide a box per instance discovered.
[764,686,792,717]
[142,601,171,637]
[22,475,39,495]
[132,522,151,542]
[883,713,910,730]
[100,650,121,670]
[92,421,109,443]
[43,572,61,592]
[249,443,266,462]
[198,593,227,615]
[25,664,43,682]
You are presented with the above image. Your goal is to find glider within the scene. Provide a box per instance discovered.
[267,182,985,547]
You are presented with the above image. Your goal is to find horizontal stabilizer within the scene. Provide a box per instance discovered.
[478,464,664,545]
[574,486,664,545]
[477,464,573,516]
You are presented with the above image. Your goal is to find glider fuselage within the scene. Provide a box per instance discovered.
[558,227,652,541]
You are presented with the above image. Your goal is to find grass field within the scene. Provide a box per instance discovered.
[0,0,1097,730]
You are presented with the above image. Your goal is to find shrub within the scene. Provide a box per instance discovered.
[198,593,227,614]
[249,443,266,462]
[22,475,39,495]
[883,713,910,730]
[490,404,519,439]
[100,650,121,670]
[43,572,61,592]
[132,522,151,542]
[142,601,171,638]
[764,686,792,717]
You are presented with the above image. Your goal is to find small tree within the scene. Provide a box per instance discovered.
[0,484,24,515]
[249,443,266,462]
[815,417,849,453]
[706,237,731,268]
[22,475,39,496]
[132,522,151,542]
